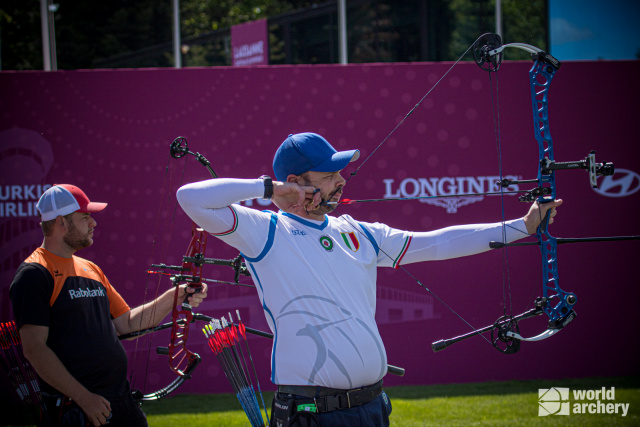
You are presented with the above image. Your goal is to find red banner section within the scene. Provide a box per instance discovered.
[1,60,639,396]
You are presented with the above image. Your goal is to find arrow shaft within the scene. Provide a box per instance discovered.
[328,190,524,205]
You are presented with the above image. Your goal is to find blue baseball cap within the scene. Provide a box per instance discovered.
[273,133,360,182]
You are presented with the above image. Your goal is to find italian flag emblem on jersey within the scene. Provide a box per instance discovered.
[340,231,360,252]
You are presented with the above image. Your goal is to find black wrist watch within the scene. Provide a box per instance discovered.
[260,175,273,199]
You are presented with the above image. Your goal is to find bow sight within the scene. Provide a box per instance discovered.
[498,150,615,202]
[150,253,251,286]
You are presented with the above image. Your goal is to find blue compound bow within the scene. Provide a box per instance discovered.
[432,34,620,354]
[319,33,635,354]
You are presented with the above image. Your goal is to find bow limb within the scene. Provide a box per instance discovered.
[135,351,201,401]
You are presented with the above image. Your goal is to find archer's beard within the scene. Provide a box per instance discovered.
[308,202,337,216]
[63,222,93,251]
[308,189,341,216]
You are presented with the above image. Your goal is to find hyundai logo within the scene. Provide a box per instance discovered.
[593,169,640,198]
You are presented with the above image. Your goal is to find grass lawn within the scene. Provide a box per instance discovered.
[4,376,638,426]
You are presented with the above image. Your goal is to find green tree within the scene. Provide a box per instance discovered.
[447,0,547,61]
[0,0,548,70]
[0,0,43,70]
[502,0,548,58]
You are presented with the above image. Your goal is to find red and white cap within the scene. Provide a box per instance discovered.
[37,184,107,221]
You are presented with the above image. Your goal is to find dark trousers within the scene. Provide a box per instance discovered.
[270,390,392,427]
[43,393,147,427]
[316,392,392,427]
[107,394,148,427]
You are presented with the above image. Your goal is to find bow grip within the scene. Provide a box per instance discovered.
[182,284,202,308]
[538,199,554,234]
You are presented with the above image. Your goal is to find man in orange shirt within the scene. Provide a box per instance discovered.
[10,184,208,427]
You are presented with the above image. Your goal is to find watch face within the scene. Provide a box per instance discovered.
[261,176,273,199]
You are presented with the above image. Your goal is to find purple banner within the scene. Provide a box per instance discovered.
[1,60,639,396]
[231,18,268,66]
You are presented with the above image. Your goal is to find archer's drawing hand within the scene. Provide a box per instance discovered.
[524,198,563,234]
[272,181,322,212]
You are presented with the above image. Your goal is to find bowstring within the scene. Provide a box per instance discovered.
[487,66,514,319]
[129,151,188,395]
[324,35,484,205]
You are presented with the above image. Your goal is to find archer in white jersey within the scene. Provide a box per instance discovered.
[177,132,562,426]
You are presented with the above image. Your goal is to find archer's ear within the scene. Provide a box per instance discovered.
[56,216,68,231]
[285,174,300,184]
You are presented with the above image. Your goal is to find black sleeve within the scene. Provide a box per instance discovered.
[9,263,54,329]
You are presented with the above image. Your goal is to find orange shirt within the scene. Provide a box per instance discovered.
[10,247,131,398]
[23,247,129,317]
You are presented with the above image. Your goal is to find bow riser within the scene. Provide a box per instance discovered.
[529,58,577,324]
[167,225,207,377]
[531,59,557,200]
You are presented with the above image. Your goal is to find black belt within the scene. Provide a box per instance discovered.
[277,380,383,413]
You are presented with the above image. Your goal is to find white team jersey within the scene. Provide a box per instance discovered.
[177,178,529,389]
[215,206,410,389]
